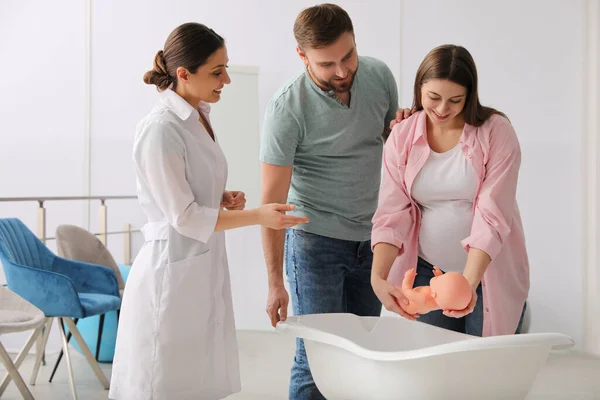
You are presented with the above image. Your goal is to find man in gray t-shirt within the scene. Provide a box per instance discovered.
[259,4,409,399]
[261,53,397,241]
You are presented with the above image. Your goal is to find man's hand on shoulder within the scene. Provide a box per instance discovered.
[389,107,416,130]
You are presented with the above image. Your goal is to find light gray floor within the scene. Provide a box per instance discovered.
[1,330,599,399]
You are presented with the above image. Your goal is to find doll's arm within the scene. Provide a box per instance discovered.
[402,268,417,292]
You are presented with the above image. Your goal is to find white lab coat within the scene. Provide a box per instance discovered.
[109,89,241,400]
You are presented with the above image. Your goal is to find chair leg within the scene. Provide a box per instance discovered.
[30,318,53,385]
[48,317,78,383]
[34,321,48,367]
[63,317,109,390]
[0,342,35,400]
[0,324,42,396]
[95,314,105,361]
[58,318,77,400]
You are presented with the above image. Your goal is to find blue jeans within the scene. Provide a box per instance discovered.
[285,229,382,400]
[414,257,526,336]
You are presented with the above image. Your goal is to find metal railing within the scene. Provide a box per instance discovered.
[0,196,139,264]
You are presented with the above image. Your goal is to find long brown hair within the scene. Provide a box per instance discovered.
[143,22,225,91]
[412,44,507,127]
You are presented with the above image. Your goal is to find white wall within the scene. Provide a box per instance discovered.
[0,0,596,355]
[0,0,89,240]
[584,0,600,356]
[0,0,92,352]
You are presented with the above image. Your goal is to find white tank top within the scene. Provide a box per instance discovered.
[411,144,478,273]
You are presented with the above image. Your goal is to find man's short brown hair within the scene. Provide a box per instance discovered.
[293,3,354,49]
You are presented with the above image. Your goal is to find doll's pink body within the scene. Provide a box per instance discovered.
[398,266,473,315]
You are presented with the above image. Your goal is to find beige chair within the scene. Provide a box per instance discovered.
[55,225,125,296]
[48,224,125,382]
[0,286,46,400]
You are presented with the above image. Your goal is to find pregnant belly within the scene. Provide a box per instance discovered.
[418,203,473,273]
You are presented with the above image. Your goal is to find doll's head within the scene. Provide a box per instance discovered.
[429,272,472,310]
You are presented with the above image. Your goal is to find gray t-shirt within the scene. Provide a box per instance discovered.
[260,56,399,241]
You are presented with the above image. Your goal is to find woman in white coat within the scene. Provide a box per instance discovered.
[109,23,309,400]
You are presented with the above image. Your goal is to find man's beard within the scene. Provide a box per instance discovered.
[309,65,357,93]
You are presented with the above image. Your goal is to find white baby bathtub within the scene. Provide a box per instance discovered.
[276,313,574,400]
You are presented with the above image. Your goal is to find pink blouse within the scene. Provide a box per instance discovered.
[372,111,529,336]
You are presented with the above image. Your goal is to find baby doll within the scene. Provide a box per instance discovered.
[398,266,473,315]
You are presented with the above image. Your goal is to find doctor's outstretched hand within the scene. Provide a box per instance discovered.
[257,204,309,230]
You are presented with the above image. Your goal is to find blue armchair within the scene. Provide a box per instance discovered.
[0,218,121,399]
